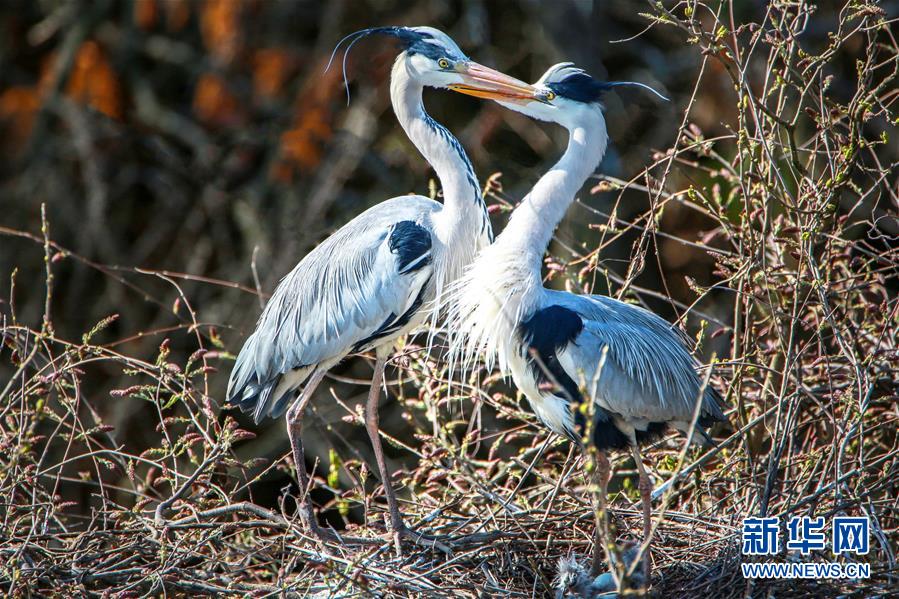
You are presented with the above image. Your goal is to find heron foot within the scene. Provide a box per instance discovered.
[297,503,337,543]
[296,502,380,547]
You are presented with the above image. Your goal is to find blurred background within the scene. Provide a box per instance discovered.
[1,1,896,594]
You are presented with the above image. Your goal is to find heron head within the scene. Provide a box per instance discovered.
[330,26,538,102]
[478,62,668,129]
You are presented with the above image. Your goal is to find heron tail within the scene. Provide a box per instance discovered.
[226,332,301,424]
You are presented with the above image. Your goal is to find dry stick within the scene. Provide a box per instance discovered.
[282,542,441,593]
[154,444,223,527]
[250,245,265,309]
[0,209,54,405]
[147,271,217,443]
[166,501,288,528]
[0,225,261,340]
[8,206,57,581]
[537,443,578,522]
[618,4,715,306]
[14,346,213,461]
[785,450,896,514]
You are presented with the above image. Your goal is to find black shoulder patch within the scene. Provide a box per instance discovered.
[388,221,432,274]
[520,305,584,357]
[519,305,586,429]
[521,306,634,450]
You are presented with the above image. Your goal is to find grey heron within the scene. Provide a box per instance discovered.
[227,26,536,545]
[449,63,727,585]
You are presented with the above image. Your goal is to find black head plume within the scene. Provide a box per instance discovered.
[541,62,669,104]
[326,26,445,105]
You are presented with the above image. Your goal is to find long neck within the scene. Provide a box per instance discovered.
[390,54,491,246]
[497,110,608,277]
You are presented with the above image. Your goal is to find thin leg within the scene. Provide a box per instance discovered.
[286,367,330,540]
[591,450,612,577]
[363,357,405,534]
[631,444,652,586]
[363,355,450,554]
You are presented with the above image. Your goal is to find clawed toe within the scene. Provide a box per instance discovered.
[299,507,380,547]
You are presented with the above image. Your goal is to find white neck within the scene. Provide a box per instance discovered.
[496,108,608,282]
[389,54,490,249]
[446,106,608,379]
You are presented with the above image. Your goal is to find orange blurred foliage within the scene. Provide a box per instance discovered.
[66,40,123,120]
[253,48,295,100]
[0,87,40,146]
[165,0,191,31]
[272,61,343,181]
[134,0,158,30]
[277,108,331,178]
[135,0,191,31]
[193,73,242,127]
[201,0,242,63]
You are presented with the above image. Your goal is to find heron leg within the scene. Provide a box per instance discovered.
[362,355,450,554]
[632,444,652,586]
[363,356,405,542]
[591,450,612,577]
[286,366,331,541]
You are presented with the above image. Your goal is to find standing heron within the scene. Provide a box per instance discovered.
[227,26,535,545]
[449,63,726,584]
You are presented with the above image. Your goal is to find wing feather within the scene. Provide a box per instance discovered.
[549,291,725,425]
[228,196,439,421]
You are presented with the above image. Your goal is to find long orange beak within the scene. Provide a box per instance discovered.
[448,61,537,102]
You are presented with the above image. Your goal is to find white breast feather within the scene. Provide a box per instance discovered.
[446,242,534,377]
[446,242,577,435]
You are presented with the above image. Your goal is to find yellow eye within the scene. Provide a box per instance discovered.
[438,58,451,69]
[545,91,556,101]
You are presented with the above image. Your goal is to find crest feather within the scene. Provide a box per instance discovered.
[536,62,669,103]
[537,62,588,85]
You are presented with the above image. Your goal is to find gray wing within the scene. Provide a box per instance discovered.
[228,195,439,422]
[550,291,725,426]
